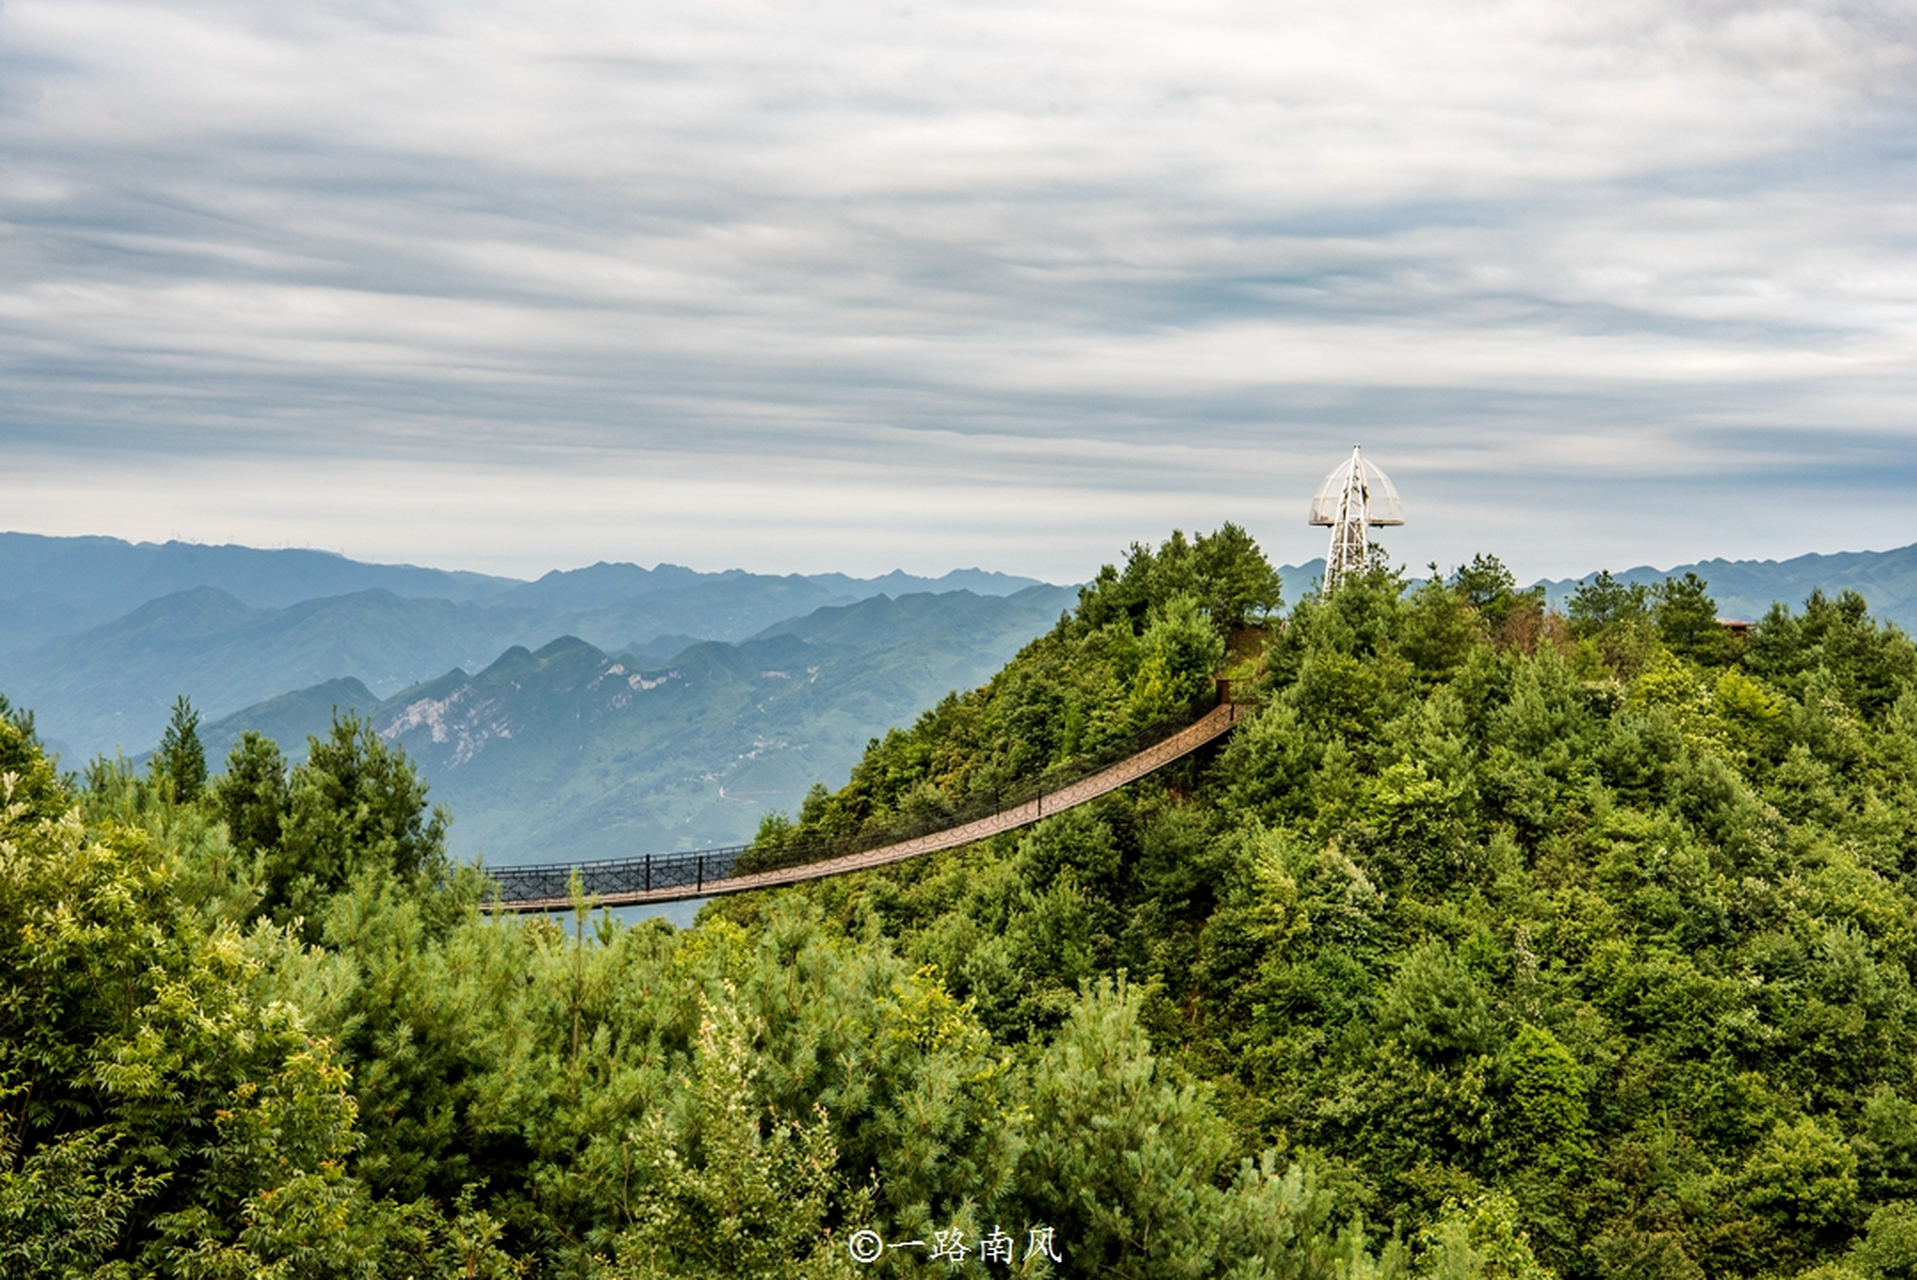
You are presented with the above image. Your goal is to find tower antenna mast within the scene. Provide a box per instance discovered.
[1308,445,1404,592]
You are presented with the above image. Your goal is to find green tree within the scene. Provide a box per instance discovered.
[1018,977,1239,1279]
[0,711,518,1279]
[1653,572,1733,663]
[602,992,861,1280]
[1130,593,1230,721]
[1191,522,1286,627]
[1451,554,1545,636]
[1734,1117,1859,1270]
[1746,589,1917,716]
[1413,1194,1556,1280]
[0,692,66,821]
[154,695,208,803]
[0,691,35,741]
[0,1126,162,1279]
[1567,570,1648,636]
[1848,1201,1917,1279]
[1014,978,1404,1279]
[264,713,449,932]
[1078,524,1282,634]
[1453,554,1518,613]
[212,730,290,858]
[1495,1025,1592,1179]
[1402,572,1481,679]
[1378,943,1495,1065]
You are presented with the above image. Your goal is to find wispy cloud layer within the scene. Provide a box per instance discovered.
[2,0,1913,580]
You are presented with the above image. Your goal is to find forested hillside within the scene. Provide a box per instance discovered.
[724,541,1917,1279]
[7,525,1917,1278]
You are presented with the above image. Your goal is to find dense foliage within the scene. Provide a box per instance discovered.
[753,525,1274,855]
[721,540,1917,1280]
[9,525,1917,1280]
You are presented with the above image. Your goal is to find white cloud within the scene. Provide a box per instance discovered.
[1,0,1913,580]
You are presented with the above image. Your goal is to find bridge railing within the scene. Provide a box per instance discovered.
[486,845,753,904]
[485,684,1261,904]
[731,688,1243,876]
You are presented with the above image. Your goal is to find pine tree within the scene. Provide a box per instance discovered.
[262,712,449,932]
[213,730,290,856]
[155,694,207,803]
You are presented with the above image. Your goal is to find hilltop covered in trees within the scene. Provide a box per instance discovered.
[8,526,1917,1279]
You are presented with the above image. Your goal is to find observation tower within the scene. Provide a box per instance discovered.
[1309,445,1404,592]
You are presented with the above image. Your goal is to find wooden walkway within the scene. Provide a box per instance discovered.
[489,700,1251,912]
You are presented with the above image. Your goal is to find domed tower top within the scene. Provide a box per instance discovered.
[1309,445,1404,590]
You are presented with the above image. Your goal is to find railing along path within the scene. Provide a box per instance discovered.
[485,697,1254,913]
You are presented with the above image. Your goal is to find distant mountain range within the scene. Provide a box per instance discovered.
[196,586,1079,863]
[0,532,1045,756]
[10,529,1917,867]
[0,533,515,649]
[1535,544,1917,628]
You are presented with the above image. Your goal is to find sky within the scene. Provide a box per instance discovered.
[2,0,1913,584]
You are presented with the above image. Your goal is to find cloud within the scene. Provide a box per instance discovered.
[1,0,1913,580]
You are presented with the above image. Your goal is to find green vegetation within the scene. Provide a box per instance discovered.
[722,539,1917,1279]
[153,696,207,804]
[1532,544,1917,635]
[753,526,1274,856]
[8,525,1917,1278]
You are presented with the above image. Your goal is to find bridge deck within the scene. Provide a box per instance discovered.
[487,700,1250,912]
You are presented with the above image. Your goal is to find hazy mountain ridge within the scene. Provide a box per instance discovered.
[0,532,1044,632]
[481,561,715,611]
[13,530,1917,769]
[0,534,1050,756]
[192,586,1081,863]
[203,677,380,756]
[0,532,514,634]
[489,561,1038,614]
[1535,543,1917,628]
[3,588,556,756]
[753,581,1074,650]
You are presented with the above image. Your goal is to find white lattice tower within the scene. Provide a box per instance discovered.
[1308,445,1404,591]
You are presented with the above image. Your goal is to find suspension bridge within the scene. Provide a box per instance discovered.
[482,445,1398,914]
[483,692,1256,913]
